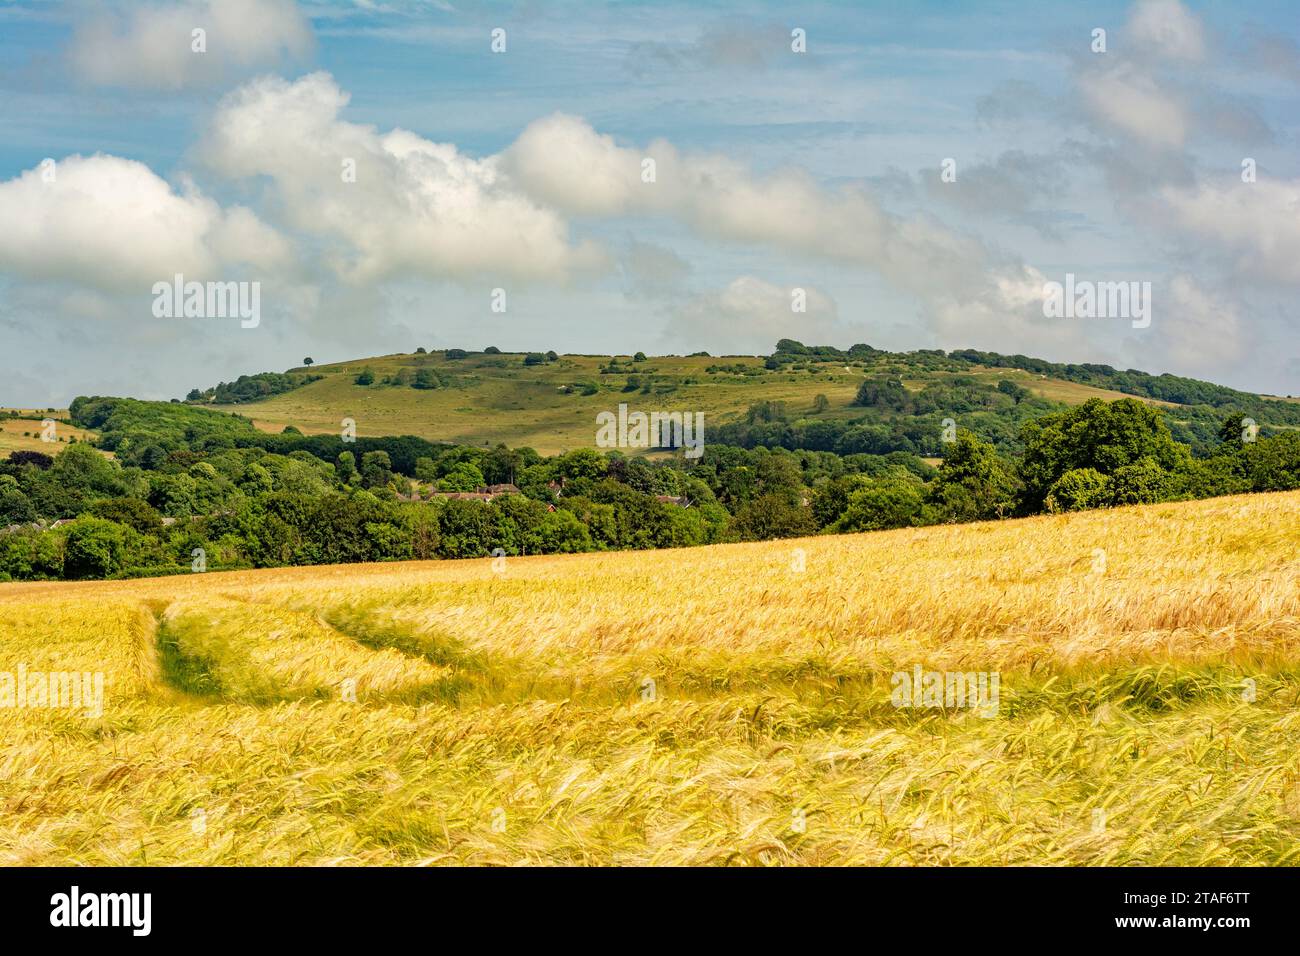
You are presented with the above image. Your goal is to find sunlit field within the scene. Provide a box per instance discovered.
[1,491,1298,865]
[0,412,97,457]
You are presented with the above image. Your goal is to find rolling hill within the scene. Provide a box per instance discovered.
[192,346,1247,455]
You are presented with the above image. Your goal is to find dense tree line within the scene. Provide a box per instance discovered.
[4,395,1298,582]
[703,342,1291,458]
[766,339,885,364]
[948,348,1300,427]
[185,372,322,405]
[0,438,779,580]
[69,397,462,474]
[714,376,1061,456]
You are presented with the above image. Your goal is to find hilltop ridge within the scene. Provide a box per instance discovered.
[173,341,1299,456]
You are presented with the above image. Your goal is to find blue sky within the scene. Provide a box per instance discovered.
[1,0,1297,404]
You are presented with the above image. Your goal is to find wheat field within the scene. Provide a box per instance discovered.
[1,491,1298,865]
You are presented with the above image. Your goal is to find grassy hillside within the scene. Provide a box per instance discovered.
[227,350,1151,455]
[2,491,1298,865]
[0,409,99,456]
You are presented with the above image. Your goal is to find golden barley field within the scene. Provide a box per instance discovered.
[1,491,1298,866]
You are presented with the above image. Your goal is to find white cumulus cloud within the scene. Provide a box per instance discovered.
[1155,178,1300,284]
[202,73,608,284]
[67,0,313,90]
[662,276,841,355]
[0,153,291,291]
[1128,0,1207,62]
[503,112,1024,311]
[1077,61,1188,150]
[1159,274,1248,372]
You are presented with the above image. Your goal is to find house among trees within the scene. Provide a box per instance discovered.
[432,484,521,503]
